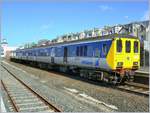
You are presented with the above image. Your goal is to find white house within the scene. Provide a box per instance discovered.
[0,39,17,58]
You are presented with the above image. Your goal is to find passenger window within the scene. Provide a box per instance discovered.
[95,48,100,57]
[102,44,107,56]
[80,46,83,56]
[33,51,36,56]
[87,46,93,57]
[134,41,138,53]
[84,46,87,56]
[48,49,51,56]
[126,41,131,53]
[76,47,79,56]
[116,39,122,52]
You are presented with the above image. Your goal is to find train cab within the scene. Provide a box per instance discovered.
[107,37,140,76]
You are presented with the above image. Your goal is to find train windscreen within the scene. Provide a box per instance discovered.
[134,41,139,53]
[126,41,131,53]
[116,39,122,52]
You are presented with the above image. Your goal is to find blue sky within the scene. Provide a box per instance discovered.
[2,1,149,46]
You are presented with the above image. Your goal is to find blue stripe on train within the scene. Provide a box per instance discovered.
[15,39,113,59]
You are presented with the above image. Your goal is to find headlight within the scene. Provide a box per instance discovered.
[133,62,138,65]
[117,62,123,67]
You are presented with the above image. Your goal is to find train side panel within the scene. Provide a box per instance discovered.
[53,40,113,70]
[11,39,113,71]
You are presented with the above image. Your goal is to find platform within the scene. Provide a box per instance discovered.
[1,97,7,112]
[136,66,149,75]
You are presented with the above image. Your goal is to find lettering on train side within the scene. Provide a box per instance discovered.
[81,60,93,65]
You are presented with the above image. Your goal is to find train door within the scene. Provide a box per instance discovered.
[64,47,68,63]
[115,39,124,68]
[124,40,132,68]
[51,47,55,63]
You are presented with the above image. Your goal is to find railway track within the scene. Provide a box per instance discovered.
[2,61,149,101]
[117,82,149,97]
[1,65,62,112]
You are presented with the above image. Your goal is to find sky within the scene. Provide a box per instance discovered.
[2,0,149,47]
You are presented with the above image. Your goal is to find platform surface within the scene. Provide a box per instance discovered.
[1,97,7,112]
[136,66,149,75]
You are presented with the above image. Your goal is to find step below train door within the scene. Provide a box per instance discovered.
[63,46,68,63]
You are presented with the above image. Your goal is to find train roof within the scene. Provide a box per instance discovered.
[15,34,138,51]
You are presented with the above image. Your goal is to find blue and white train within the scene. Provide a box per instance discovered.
[10,34,140,84]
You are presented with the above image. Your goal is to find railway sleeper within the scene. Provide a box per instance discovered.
[19,105,50,112]
[17,101,44,107]
[12,96,36,100]
[15,98,39,103]
[17,102,47,109]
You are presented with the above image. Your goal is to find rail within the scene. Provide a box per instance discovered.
[117,82,149,97]
[1,64,62,112]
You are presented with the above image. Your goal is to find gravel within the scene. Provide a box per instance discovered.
[2,60,149,112]
[2,61,116,112]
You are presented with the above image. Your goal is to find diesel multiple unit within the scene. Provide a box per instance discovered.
[10,34,140,84]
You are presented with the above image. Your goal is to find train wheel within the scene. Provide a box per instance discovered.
[110,73,123,85]
[129,76,134,82]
